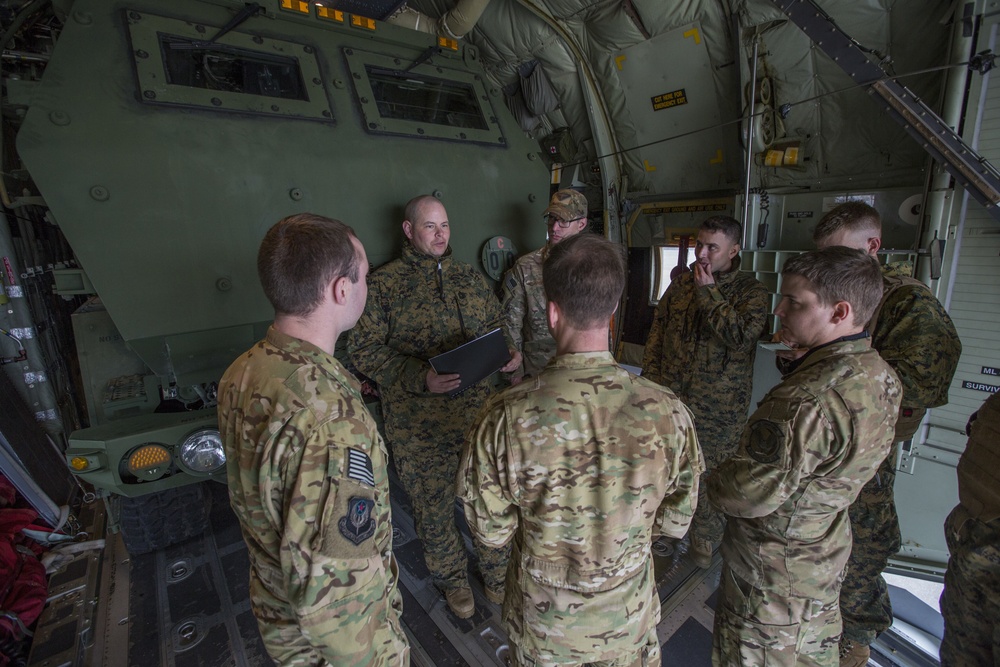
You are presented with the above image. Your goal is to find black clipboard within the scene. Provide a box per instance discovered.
[429,328,510,396]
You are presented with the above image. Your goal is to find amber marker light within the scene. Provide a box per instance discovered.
[69,456,91,471]
[126,444,171,479]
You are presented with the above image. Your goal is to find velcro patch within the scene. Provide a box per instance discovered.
[506,275,517,291]
[346,448,375,487]
[747,420,785,465]
[338,496,376,545]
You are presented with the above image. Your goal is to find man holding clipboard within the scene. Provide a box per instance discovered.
[349,195,518,619]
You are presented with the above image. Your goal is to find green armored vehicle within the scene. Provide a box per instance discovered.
[12,0,546,553]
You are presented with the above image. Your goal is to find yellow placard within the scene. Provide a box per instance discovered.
[651,89,688,111]
[351,15,376,30]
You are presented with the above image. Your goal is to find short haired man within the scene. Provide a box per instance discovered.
[709,247,902,666]
[642,215,769,566]
[501,188,589,382]
[459,234,704,666]
[793,201,962,665]
[219,214,409,666]
[939,391,1000,667]
[349,195,517,619]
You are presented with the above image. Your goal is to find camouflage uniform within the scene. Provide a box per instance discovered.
[501,246,556,378]
[458,351,704,666]
[940,392,1000,667]
[219,326,409,666]
[840,263,962,648]
[642,256,768,547]
[348,242,509,592]
[709,335,901,667]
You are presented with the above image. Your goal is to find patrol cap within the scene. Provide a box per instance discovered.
[543,189,587,222]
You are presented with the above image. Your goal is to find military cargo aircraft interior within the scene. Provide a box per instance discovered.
[0,0,998,665]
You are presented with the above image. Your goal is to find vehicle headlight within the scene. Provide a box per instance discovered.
[126,444,172,479]
[179,428,226,474]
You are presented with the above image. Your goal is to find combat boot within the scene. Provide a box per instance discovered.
[445,586,475,619]
[839,638,870,667]
[690,536,714,569]
[485,585,505,605]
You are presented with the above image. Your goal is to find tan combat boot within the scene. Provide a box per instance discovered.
[690,536,714,569]
[839,638,871,667]
[445,586,475,619]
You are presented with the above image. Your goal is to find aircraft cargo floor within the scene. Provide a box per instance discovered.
[28,475,943,666]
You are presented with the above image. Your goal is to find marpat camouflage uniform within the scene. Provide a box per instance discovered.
[940,392,1000,667]
[219,326,409,666]
[458,352,704,666]
[642,256,768,547]
[348,242,509,592]
[840,262,962,648]
[709,335,901,667]
[501,246,556,378]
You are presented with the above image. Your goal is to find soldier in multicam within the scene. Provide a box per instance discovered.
[709,247,902,667]
[642,215,768,567]
[459,234,704,667]
[501,189,589,382]
[790,202,962,666]
[939,391,1000,667]
[348,195,518,620]
[218,214,409,666]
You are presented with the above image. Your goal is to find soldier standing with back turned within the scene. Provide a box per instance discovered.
[459,233,703,667]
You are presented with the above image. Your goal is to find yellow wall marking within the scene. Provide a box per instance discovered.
[644,160,657,172]
[615,55,627,71]
[710,149,723,164]
[683,28,701,44]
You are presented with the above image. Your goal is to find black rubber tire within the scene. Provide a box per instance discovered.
[117,483,209,555]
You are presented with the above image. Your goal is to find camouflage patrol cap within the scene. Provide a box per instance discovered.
[543,189,587,222]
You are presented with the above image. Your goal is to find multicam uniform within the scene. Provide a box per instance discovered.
[642,256,768,547]
[501,246,556,379]
[939,392,1000,667]
[348,242,509,592]
[840,263,962,648]
[709,336,901,667]
[219,327,409,667]
[458,352,704,667]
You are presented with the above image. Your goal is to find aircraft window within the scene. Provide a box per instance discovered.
[366,67,488,130]
[651,245,681,303]
[160,36,308,101]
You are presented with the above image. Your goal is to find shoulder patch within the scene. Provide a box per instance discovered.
[747,420,785,464]
[346,448,375,487]
[338,496,376,545]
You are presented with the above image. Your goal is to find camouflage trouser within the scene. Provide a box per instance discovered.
[509,627,660,667]
[939,512,1000,667]
[249,567,409,666]
[392,433,509,591]
[712,567,841,667]
[690,428,739,547]
[839,439,905,645]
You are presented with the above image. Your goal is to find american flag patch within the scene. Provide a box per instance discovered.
[346,448,375,487]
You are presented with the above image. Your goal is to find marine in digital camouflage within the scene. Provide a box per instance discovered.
[458,351,704,666]
[501,246,556,378]
[642,255,768,547]
[219,326,409,667]
[840,261,962,647]
[709,336,902,667]
[348,241,510,592]
[940,392,1000,667]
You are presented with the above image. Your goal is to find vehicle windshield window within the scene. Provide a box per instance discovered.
[366,67,488,130]
[160,35,307,101]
